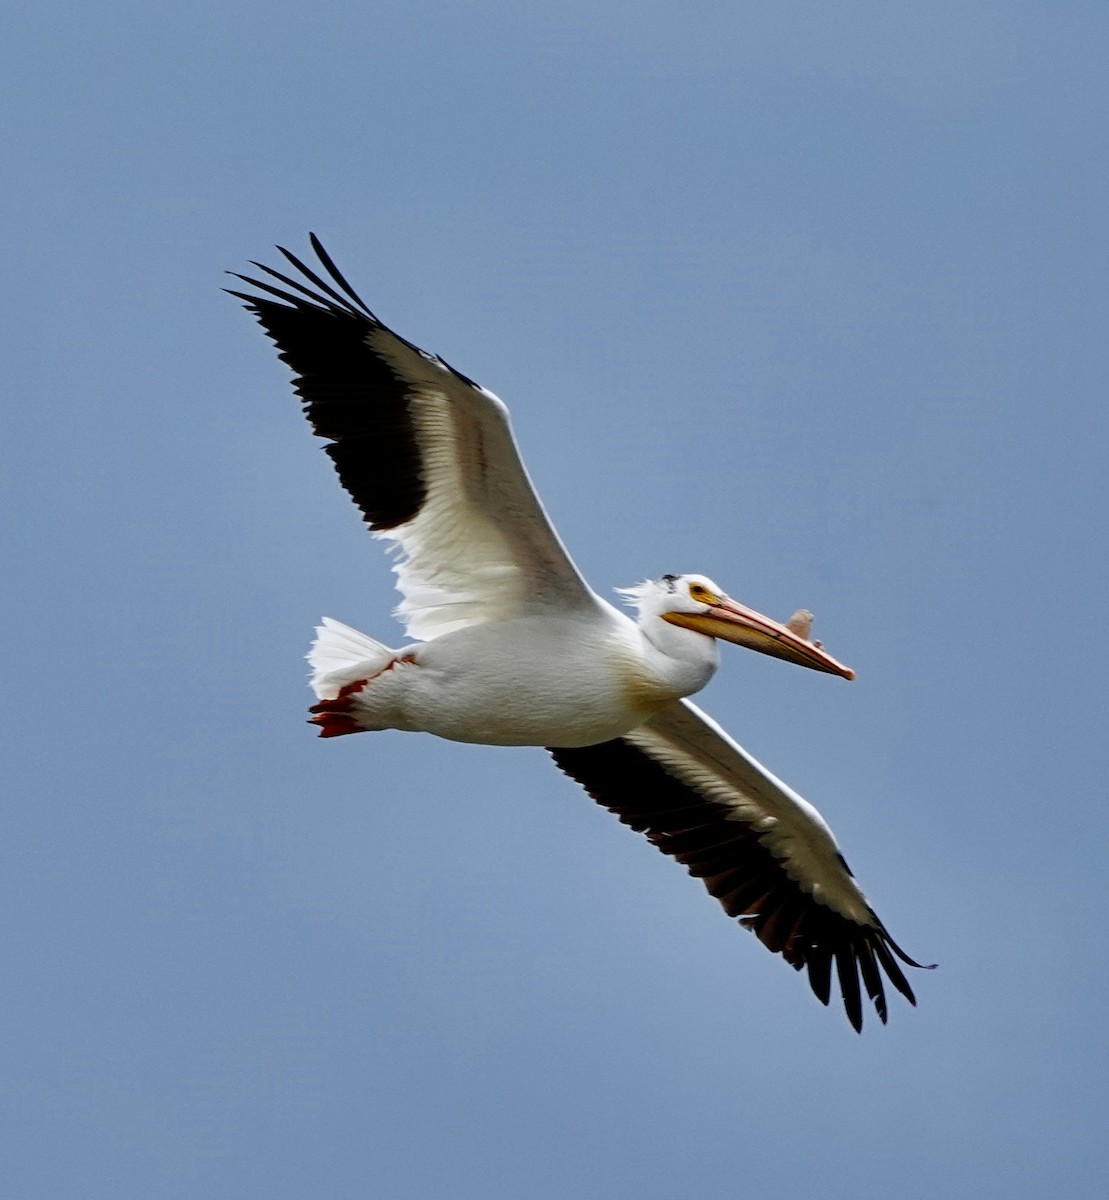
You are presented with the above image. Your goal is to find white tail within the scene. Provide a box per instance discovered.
[307,617,396,700]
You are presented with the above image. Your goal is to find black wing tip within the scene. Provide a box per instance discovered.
[869,909,934,965]
[549,739,935,1034]
[277,235,376,318]
[891,945,938,972]
[847,927,935,1029]
[226,235,377,323]
[223,283,260,306]
[765,916,930,1032]
[229,233,485,402]
[741,901,928,1032]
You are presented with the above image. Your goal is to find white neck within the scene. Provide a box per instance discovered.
[637,614,720,698]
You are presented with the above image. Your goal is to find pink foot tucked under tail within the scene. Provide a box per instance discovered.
[308,679,369,738]
[306,651,417,738]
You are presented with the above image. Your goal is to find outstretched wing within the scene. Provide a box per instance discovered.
[550,699,932,1032]
[230,235,599,640]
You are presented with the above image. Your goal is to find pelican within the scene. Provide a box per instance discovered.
[229,235,931,1032]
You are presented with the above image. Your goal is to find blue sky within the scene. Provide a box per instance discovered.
[4,2,1107,1197]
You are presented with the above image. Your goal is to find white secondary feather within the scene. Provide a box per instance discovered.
[366,327,601,641]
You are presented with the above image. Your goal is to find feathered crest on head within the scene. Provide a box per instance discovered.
[615,575,678,610]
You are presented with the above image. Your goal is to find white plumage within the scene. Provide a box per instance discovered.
[230,235,931,1031]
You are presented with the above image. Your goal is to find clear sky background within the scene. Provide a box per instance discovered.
[4,3,1107,1197]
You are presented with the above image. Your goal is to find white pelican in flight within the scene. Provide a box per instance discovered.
[229,235,931,1032]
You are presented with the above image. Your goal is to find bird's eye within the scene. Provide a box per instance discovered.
[690,583,709,600]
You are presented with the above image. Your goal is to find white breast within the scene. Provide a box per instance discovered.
[349,611,688,747]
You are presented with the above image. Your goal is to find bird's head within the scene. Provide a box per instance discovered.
[618,573,854,679]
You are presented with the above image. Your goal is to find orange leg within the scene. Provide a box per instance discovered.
[306,652,417,738]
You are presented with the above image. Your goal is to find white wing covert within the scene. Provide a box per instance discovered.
[550,698,931,1031]
[229,235,598,640]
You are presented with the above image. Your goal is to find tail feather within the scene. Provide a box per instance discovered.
[307,617,395,700]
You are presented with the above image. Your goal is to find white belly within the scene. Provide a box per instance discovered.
[348,613,690,747]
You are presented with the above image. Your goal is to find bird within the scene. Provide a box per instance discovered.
[228,235,932,1032]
